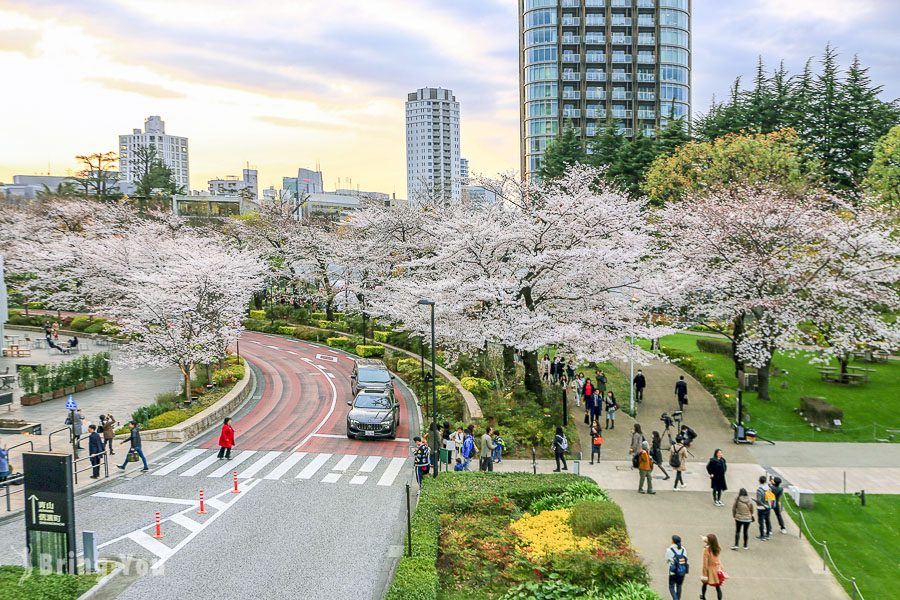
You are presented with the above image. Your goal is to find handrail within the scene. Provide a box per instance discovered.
[72,451,109,483]
[47,426,71,452]
[2,474,25,512]
[6,440,34,454]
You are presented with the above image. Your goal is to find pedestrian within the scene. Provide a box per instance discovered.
[65,410,84,449]
[679,424,697,447]
[461,425,476,470]
[769,476,787,534]
[479,427,496,471]
[492,430,506,463]
[217,417,235,460]
[637,441,655,494]
[450,426,464,461]
[576,372,586,401]
[629,423,644,465]
[582,378,594,409]
[553,355,564,384]
[706,449,728,506]
[590,421,603,464]
[117,420,149,472]
[413,436,430,488]
[651,431,671,480]
[590,389,602,424]
[453,457,465,471]
[540,354,551,382]
[633,369,647,403]
[700,533,725,600]
[675,375,688,411]
[441,421,454,461]
[595,369,607,397]
[665,534,688,600]
[566,359,575,381]
[102,414,116,455]
[0,443,9,482]
[604,391,618,429]
[584,384,595,426]
[755,475,774,540]
[567,376,578,409]
[52,320,60,340]
[670,435,688,490]
[87,425,103,479]
[552,426,568,472]
[731,488,755,550]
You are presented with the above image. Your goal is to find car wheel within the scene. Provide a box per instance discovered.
[347,433,354,439]
[388,430,396,440]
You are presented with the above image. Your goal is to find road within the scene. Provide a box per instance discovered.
[0,332,420,600]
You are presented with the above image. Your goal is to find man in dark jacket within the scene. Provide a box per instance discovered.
[87,425,104,478]
[674,376,688,411]
[633,370,647,402]
[117,421,149,472]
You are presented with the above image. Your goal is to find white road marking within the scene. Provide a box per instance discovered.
[238,451,283,479]
[296,453,332,479]
[326,372,335,379]
[128,530,174,559]
[350,475,368,485]
[321,473,341,483]
[311,433,409,443]
[316,354,338,363]
[332,455,357,471]
[266,345,280,350]
[249,340,261,344]
[207,451,257,478]
[206,498,228,511]
[301,357,313,364]
[377,458,407,486]
[169,513,202,533]
[359,456,382,473]
[292,363,338,451]
[153,449,207,476]
[180,454,222,477]
[91,492,196,506]
[286,350,298,355]
[263,452,306,479]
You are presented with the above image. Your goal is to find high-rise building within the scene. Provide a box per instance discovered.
[519,0,691,179]
[118,116,189,194]
[460,157,469,182]
[406,87,461,203]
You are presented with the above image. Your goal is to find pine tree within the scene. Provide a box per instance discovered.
[537,123,586,181]
[746,57,778,132]
[587,120,624,169]
[612,129,658,196]
[656,113,691,158]
[790,58,817,141]
[770,61,794,131]
[809,44,842,185]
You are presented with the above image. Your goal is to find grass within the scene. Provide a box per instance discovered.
[0,565,100,600]
[787,494,899,599]
[651,334,900,443]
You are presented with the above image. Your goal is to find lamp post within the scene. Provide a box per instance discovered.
[417,298,438,478]
[629,296,639,418]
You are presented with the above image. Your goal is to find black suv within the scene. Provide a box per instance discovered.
[350,359,395,399]
[346,389,400,439]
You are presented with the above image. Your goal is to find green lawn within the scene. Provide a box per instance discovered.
[788,494,899,599]
[651,334,900,442]
[0,565,99,600]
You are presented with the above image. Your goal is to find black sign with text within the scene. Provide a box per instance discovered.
[23,453,77,574]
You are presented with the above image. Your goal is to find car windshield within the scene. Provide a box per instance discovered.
[354,394,392,409]
[358,368,391,383]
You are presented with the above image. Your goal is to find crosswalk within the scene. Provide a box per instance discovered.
[154,449,410,488]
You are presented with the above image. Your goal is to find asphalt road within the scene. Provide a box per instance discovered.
[0,332,420,600]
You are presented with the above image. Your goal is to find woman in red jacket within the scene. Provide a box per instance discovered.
[217,417,235,460]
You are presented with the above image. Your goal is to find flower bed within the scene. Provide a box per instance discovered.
[18,353,112,406]
[387,473,653,600]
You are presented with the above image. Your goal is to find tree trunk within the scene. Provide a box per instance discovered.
[731,315,746,379]
[757,360,771,401]
[182,368,192,404]
[502,345,517,381]
[205,363,212,385]
[839,355,849,382]
[522,350,543,401]
[325,300,334,322]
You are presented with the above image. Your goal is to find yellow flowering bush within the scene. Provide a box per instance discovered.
[509,509,592,560]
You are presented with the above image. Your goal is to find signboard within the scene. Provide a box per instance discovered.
[23,453,77,574]
[65,396,77,411]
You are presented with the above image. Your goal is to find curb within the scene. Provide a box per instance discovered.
[76,560,124,600]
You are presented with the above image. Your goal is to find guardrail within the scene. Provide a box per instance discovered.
[47,426,72,452]
[72,451,109,484]
[6,440,34,455]
[2,475,25,511]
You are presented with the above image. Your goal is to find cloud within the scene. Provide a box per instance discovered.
[86,76,185,99]
[756,0,879,24]
[255,115,338,131]
[0,27,42,57]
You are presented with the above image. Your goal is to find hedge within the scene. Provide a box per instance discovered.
[69,315,94,331]
[355,345,385,358]
[249,309,266,320]
[658,346,737,415]
[277,326,297,335]
[460,376,492,400]
[326,337,350,348]
[570,500,626,537]
[799,396,844,428]
[696,338,734,358]
[374,330,390,343]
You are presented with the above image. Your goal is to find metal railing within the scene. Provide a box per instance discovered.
[47,426,71,452]
[6,440,34,455]
[3,474,25,511]
[72,451,109,484]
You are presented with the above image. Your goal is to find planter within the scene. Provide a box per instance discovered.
[104,375,114,385]
[94,378,105,387]
[85,380,95,389]
[0,420,42,435]
[64,386,76,395]
[21,394,42,406]
[52,388,65,399]
[75,383,86,392]
[41,392,53,402]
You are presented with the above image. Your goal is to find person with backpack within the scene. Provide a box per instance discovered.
[604,391,618,430]
[633,369,647,403]
[731,488,755,550]
[589,421,603,464]
[461,425,476,471]
[665,534,688,600]
[769,476,787,534]
[670,435,688,490]
[552,426,568,472]
[629,423,644,466]
[700,533,725,600]
[706,449,728,506]
[584,385,596,426]
[637,441,655,494]
[755,474,774,540]
[651,431,670,480]
[0,443,9,482]
[492,430,506,464]
[413,436,430,488]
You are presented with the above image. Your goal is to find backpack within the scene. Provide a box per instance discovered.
[670,548,689,576]
[461,436,475,459]
[764,488,777,508]
[669,446,682,468]
[559,435,569,452]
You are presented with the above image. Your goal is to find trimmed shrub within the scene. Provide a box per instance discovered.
[311,312,328,321]
[249,309,266,320]
[83,322,107,334]
[529,480,611,513]
[570,500,626,537]
[799,396,844,428]
[69,316,94,331]
[318,320,335,329]
[355,345,385,358]
[213,364,245,386]
[292,326,323,342]
[242,318,267,332]
[696,338,734,358]
[146,410,191,429]
[460,376,492,400]
[277,326,296,335]
[326,337,350,348]
[374,330,390,343]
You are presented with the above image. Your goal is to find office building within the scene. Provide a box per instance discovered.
[283,168,325,200]
[406,87,461,203]
[519,0,691,178]
[208,168,258,200]
[118,116,189,194]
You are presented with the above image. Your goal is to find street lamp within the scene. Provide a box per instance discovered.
[417,298,438,478]
[629,296,639,418]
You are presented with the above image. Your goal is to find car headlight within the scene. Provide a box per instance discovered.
[349,420,360,428]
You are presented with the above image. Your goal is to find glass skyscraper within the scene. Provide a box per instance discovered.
[519,0,691,179]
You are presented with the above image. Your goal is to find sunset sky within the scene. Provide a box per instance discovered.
[1,0,898,196]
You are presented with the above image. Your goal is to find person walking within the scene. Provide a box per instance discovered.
[651,431,671,480]
[675,375,688,412]
[552,355,563,384]
[755,475,774,540]
[450,426,464,461]
[590,389,602,424]
[590,421,603,464]
[102,414,117,455]
[706,449,728,506]
[629,423,645,465]
[117,421,149,472]
[479,427,496,471]
[552,426,568,472]
[413,436,430,489]
[633,369,647,403]
[540,354,551,382]
[769,476,787,534]
[217,417,235,460]
[595,369,607,397]
[582,377,594,410]
[604,391,618,430]
[87,425,103,479]
[492,430,506,463]
[671,435,688,490]
[731,488,755,550]
[700,533,725,600]
[461,425,476,471]
[637,441,655,494]
[584,385,595,426]
[566,359,575,382]
[665,534,688,600]
[0,444,9,482]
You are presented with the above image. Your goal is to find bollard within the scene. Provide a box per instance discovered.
[843,471,846,494]
[153,511,164,539]
[822,541,827,572]
[83,531,97,573]
[532,447,537,475]
[198,490,207,515]
[232,471,240,494]
[574,452,581,476]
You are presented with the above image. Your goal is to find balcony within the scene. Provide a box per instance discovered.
[638,35,655,45]
[586,0,605,6]
[585,109,607,119]
[611,91,633,100]
[611,0,629,6]
[562,54,581,63]
[562,36,581,44]
[562,16,580,26]
[638,0,654,6]
[562,90,581,99]
[611,17,632,26]
[562,71,581,81]
[617,127,634,136]
[585,34,606,44]
[638,110,656,119]
[586,71,607,81]
[611,36,632,45]
[637,73,655,82]
[585,52,606,62]
[561,0,579,6]
[586,127,599,137]
[642,127,656,137]
[611,110,633,118]
[586,90,607,100]
[637,54,656,64]
[637,18,655,27]
[637,91,656,101]
[612,72,633,81]
[562,109,582,118]
[585,16,605,26]
[612,54,633,63]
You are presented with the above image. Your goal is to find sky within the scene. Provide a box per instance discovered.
[1,0,898,196]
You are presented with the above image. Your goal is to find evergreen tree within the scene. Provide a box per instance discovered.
[656,113,691,158]
[537,123,586,181]
[864,125,900,209]
[769,61,794,131]
[746,57,778,132]
[790,58,817,141]
[587,120,624,169]
[809,44,842,186]
[612,129,659,197]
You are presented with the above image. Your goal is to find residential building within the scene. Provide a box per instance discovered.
[406,87,461,203]
[283,167,324,199]
[518,0,691,178]
[460,157,469,182]
[208,168,258,200]
[118,115,189,194]
[462,184,498,206]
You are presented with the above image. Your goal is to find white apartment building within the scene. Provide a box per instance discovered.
[118,116,189,194]
[406,87,460,203]
[460,157,469,183]
[208,168,258,200]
